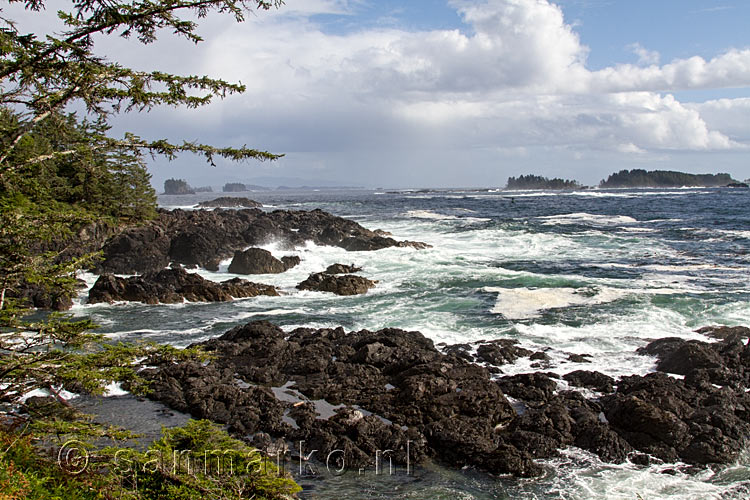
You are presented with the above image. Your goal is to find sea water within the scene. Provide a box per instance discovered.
[72,187,750,499]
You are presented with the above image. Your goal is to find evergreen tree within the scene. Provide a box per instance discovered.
[0,0,284,419]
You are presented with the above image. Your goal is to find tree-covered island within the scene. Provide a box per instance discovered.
[600,169,738,188]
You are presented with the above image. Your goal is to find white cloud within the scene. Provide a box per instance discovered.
[628,42,660,66]
[15,0,748,185]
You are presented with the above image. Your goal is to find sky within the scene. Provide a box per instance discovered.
[11,0,750,188]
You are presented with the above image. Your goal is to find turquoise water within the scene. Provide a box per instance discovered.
[73,187,750,499]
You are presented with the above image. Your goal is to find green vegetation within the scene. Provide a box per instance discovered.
[506,174,582,190]
[0,418,300,499]
[599,169,736,188]
[1,1,298,497]
[164,178,195,195]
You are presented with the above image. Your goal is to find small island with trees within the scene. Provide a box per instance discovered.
[599,169,739,188]
[163,178,195,195]
[506,174,582,190]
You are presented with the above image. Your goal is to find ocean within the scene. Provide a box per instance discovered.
[73,186,750,499]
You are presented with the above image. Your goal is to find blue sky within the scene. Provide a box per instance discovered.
[13,0,750,187]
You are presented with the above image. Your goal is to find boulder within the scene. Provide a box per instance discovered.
[296,273,376,295]
[87,268,278,304]
[563,370,615,393]
[324,263,362,274]
[281,255,301,270]
[228,248,286,274]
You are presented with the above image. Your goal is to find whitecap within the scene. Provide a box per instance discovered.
[404,210,458,220]
[485,286,625,319]
[538,212,638,225]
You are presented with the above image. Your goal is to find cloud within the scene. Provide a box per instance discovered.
[15,0,748,185]
[628,42,660,66]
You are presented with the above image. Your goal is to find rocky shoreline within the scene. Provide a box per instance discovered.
[97,207,429,275]
[136,321,750,477]
[29,200,750,481]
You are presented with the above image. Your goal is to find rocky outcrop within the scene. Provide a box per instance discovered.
[88,268,278,304]
[141,321,750,477]
[296,273,376,295]
[96,208,428,274]
[227,248,298,274]
[142,321,532,476]
[280,256,300,270]
[195,197,262,209]
[324,263,362,274]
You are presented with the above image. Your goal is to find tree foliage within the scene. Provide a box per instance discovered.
[0,0,284,176]
[506,174,582,190]
[0,0,285,433]
[599,169,736,188]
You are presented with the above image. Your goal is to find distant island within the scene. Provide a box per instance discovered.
[163,178,194,195]
[506,175,582,190]
[600,169,737,188]
[223,182,247,192]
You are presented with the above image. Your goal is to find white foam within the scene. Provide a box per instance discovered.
[404,210,458,220]
[538,212,638,225]
[486,287,625,319]
[538,447,740,500]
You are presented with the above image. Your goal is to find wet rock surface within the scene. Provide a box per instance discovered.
[141,321,750,477]
[87,268,278,304]
[227,248,299,274]
[195,197,262,208]
[296,272,376,296]
[324,263,362,274]
[96,208,428,274]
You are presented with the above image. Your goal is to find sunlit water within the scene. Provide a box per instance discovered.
[72,187,750,499]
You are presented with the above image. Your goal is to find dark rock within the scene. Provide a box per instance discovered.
[563,370,615,393]
[695,325,750,340]
[228,248,286,274]
[96,208,429,274]
[281,255,301,270]
[296,273,375,296]
[475,339,533,366]
[497,373,558,402]
[142,321,537,477]
[567,353,593,363]
[325,263,362,274]
[10,282,74,311]
[87,268,278,304]
[140,322,750,477]
[529,351,550,361]
[98,225,171,274]
[196,197,262,208]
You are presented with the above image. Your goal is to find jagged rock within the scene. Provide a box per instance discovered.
[475,340,533,366]
[567,353,593,363]
[296,273,375,296]
[696,325,750,340]
[142,321,533,476]
[141,321,750,477]
[96,208,429,274]
[195,197,262,208]
[87,268,278,304]
[563,370,615,393]
[281,255,301,270]
[228,248,287,274]
[324,263,362,274]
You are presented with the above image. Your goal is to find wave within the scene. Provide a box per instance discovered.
[485,286,625,320]
[538,212,638,225]
[404,210,458,220]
